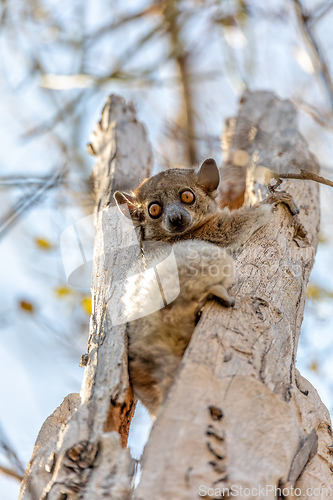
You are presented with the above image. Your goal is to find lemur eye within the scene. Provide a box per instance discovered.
[180,190,195,204]
[148,202,162,219]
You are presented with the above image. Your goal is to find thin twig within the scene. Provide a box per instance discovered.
[0,465,23,482]
[164,0,198,165]
[293,0,333,108]
[293,98,333,131]
[278,170,333,187]
[0,0,7,25]
[86,4,162,47]
[22,92,86,140]
[0,167,65,240]
[308,1,333,26]
[0,175,54,187]
[0,421,25,481]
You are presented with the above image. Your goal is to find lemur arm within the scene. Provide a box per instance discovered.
[191,192,299,250]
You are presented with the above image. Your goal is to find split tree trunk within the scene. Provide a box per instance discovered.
[135,91,333,499]
[19,95,153,500]
[19,92,333,500]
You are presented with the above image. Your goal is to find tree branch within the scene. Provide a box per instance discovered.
[0,167,65,241]
[293,0,333,109]
[19,95,153,500]
[134,91,333,498]
[19,91,332,500]
[0,465,23,482]
[164,0,198,165]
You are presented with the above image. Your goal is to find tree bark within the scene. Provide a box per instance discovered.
[19,95,153,500]
[19,92,333,500]
[135,92,333,499]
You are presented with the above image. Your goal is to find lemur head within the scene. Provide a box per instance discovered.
[114,158,220,241]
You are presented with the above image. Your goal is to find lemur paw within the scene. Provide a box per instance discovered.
[206,285,235,308]
[264,191,299,216]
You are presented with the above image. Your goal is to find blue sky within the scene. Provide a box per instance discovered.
[1,0,333,497]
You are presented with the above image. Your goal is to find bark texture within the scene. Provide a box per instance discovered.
[19,92,333,500]
[135,92,333,499]
[19,95,152,500]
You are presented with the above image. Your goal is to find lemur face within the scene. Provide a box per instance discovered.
[114,158,220,241]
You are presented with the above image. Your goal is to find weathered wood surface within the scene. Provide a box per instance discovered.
[135,92,333,499]
[219,89,331,209]
[19,91,333,500]
[19,95,152,500]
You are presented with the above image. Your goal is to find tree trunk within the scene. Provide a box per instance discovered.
[19,92,333,500]
[19,95,153,500]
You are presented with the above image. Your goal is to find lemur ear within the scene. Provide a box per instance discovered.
[197,158,220,193]
[114,191,142,221]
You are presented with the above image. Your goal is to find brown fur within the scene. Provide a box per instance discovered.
[114,160,298,249]
[115,159,298,415]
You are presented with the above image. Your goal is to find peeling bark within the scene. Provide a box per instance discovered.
[19,394,81,499]
[20,92,332,500]
[19,95,152,500]
[135,92,333,499]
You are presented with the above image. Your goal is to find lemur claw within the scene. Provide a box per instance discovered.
[264,191,299,216]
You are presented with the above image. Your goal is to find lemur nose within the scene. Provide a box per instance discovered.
[165,205,191,231]
[169,212,183,224]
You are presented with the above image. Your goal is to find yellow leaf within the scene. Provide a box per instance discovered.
[318,232,328,244]
[20,300,35,313]
[35,237,52,250]
[309,361,319,373]
[55,286,71,297]
[81,297,92,316]
[306,284,321,300]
